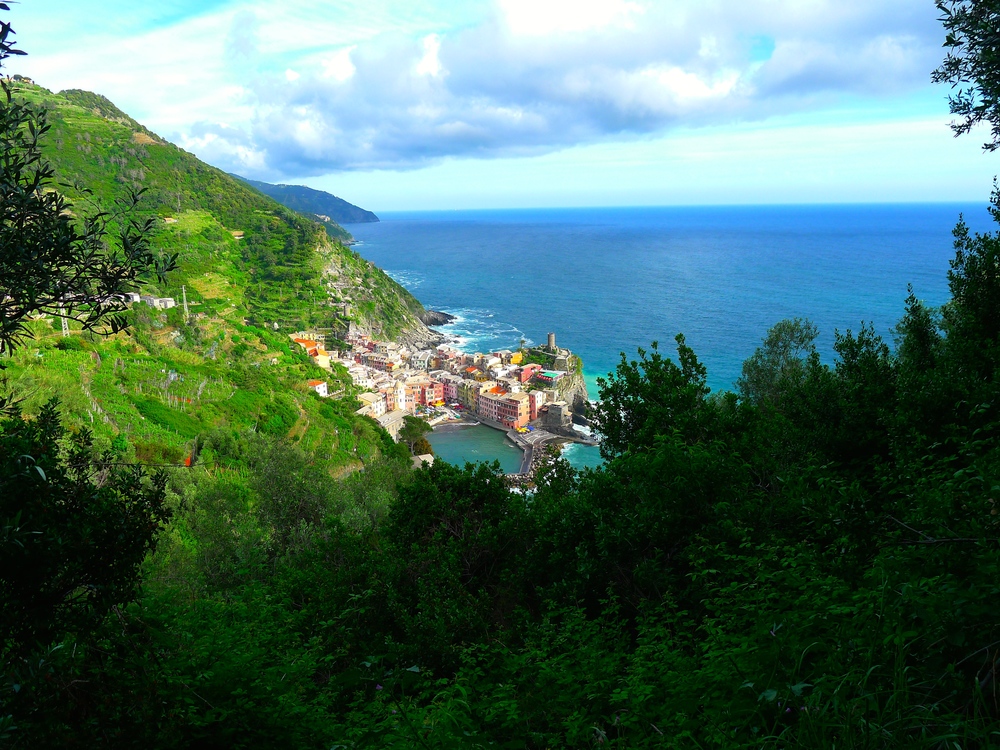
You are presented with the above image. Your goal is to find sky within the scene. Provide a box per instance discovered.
[9,0,1000,210]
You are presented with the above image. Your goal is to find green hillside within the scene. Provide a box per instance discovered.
[1,81,430,472]
[14,81,425,339]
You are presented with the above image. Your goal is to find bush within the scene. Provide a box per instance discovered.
[54,336,85,351]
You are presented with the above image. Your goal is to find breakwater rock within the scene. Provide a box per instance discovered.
[396,323,447,350]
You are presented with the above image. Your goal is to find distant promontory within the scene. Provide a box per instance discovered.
[233,175,380,225]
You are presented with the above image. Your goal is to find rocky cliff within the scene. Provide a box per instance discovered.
[555,355,589,414]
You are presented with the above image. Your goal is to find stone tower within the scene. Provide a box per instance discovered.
[547,332,556,351]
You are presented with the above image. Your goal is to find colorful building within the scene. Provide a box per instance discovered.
[529,390,547,421]
[377,409,407,441]
[458,380,496,412]
[438,374,463,402]
[519,363,542,383]
[535,370,566,386]
[421,381,444,406]
[478,388,530,429]
[356,391,387,418]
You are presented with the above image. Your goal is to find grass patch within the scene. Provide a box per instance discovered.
[135,398,201,437]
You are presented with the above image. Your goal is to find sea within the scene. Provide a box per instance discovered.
[347,203,994,471]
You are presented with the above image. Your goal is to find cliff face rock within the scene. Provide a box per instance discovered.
[397,323,446,350]
[556,356,589,414]
[420,310,456,327]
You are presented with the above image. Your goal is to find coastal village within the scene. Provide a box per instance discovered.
[111,291,594,475]
[290,328,593,472]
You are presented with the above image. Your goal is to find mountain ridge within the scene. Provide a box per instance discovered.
[233,175,380,232]
[13,81,428,343]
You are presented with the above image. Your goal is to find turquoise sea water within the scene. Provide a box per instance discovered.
[349,203,994,469]
[426,424,523,474]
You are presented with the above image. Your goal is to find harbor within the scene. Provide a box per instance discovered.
[426,414,602,477]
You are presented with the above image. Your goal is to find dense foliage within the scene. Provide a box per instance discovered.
[5,197,1000,746]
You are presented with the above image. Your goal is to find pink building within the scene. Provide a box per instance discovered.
[477,387,508,423]
[440,377,460,402]
[519,363,542,383]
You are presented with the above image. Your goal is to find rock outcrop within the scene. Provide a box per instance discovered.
[556,365,589,414]
[396,323,446,350]
[420,310,456,327]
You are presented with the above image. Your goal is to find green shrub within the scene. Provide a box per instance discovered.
[54,336,85,351]
[134,440,185,464]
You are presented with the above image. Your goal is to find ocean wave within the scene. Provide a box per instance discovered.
[435,307,530,353]
[386,270,425,289]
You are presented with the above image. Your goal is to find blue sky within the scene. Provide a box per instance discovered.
[9,0,999,210]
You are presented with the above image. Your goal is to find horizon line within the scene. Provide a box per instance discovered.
[351,199,992,218]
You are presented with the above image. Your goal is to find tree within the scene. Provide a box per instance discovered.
[736,318,819,409]
[399,414,432,455]
[0,403,169,656]
[0,13,170,736]
[0,10,174,361]
[933,0,1000,151]
[592,334,710,459]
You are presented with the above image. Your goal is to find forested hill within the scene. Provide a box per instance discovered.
[234,175,380,228]
[0,80,436,475]
[15,81,425,342]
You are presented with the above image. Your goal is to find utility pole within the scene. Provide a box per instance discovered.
[182,285,189,320]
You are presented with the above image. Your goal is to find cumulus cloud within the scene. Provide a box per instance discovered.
[25,0,942,178]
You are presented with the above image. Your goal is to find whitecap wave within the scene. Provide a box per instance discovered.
[434,307,528,353]
[386,270,425,290]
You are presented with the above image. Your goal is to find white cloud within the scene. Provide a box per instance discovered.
[499,0,646,36]
[416,34,443,77]
[12,0,949,180]
[321,47,357,82]
[311,114,997,211]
